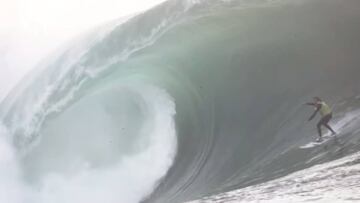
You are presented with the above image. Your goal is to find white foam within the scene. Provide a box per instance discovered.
[1,85,177,203]
[23,85,176,203]
[0,123,27,203]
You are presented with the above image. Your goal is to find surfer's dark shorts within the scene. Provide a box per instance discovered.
[318,113,332,125]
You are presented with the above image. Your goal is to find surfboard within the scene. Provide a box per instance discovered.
[300,134,336,149]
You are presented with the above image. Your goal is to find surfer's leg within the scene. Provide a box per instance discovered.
[323,114,336,135]
[316,121,322,138]
[324,124,336,135]
[317,115,329,138]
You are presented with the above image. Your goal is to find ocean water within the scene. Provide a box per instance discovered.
[1,0,360,202]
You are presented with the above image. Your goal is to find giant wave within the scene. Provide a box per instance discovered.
[1,0,360,203]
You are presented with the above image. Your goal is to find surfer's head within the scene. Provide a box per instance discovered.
[313,97,322,102]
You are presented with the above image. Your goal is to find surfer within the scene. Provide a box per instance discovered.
[305,97,336,142]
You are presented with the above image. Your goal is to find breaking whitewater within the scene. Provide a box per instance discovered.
[1,0,360,203]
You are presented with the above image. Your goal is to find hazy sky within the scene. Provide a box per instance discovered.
[0,0,167,101]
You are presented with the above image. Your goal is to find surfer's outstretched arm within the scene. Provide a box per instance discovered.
[308,105,320,121]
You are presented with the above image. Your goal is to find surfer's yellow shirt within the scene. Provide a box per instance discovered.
[318,101,332,116]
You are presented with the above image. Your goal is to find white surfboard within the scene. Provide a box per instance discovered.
[300,134,335,149]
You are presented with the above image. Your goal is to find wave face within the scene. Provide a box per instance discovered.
[1,0,360,202]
